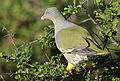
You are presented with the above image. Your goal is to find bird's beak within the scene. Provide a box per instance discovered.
[41,15,46,20]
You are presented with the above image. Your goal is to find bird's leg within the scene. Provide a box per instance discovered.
[85,61,94,71]
[66,63,75,75]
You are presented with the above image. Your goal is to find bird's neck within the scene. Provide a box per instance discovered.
[52,17,74,34]
[52,17,66,27]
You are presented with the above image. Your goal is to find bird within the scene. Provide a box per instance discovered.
[41,7,109,73]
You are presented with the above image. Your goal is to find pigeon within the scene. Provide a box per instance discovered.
[41,7,109,73]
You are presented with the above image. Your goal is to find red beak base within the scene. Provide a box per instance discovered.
[41,15,46,20]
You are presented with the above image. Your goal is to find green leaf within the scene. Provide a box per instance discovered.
[113,19,119,24]
[100,15,106,20]
[64,7,68,10]
[0,52,3,57]
[15,75,21,79]
[77,5,82,8]
[38,74,44,77]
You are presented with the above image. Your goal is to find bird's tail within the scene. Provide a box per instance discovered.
[97,49,110,55]
[95,47,119,59]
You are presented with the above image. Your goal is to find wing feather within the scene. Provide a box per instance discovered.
[55,26,91,52]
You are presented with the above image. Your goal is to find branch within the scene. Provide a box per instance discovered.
[109,0,113,4]
[17,37,43,50]
[46,58,120,80]
[17,29,54,50]
[87,14,100,28]
[79,0,87,5]
[78,18,91,24]
[1,53,120,80]
[93,59,120,70]
[88,15,120,47]
[1,54,34,68]
[2,27,18,51]
[0,75,5,81]
[1,23,54,51]
[42,49,51,61]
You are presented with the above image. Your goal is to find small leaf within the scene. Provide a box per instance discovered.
[77,5,82,8]
[64,7,68,10]
[38,74,44,77]
[100,15,106,20]
[15,75,21,79]
[0,52,3,57]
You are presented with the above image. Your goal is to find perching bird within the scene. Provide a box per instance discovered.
[41,7,109,73]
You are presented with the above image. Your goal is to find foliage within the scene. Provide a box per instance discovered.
[0,0,120,81]
[0,47,67,81]
[39,25,55,48]
[94,0,120,39]
[62,0,83,17]
[1,47,120,81]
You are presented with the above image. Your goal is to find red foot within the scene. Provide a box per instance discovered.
[68,71,73,75]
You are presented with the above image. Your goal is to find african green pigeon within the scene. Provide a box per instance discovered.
[41,7,109,72]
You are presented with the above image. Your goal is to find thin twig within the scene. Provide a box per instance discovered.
[79,18,91,24]
[95,16,100,18]
[88,14,98,25]
[97,70,100,81]
[79,0,87,5]
[79,0,87,9]
[109,0,113,4]
[17,29,54,50]
[1,53,120,80]
[42,49,50,62]
[17,37,43,50]
[89,14,120,48]
[94,59,120,70]
[0,75,5,81]
[1,54,34,68]
[2,27,18,52]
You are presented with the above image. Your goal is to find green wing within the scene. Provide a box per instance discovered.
[57,26,91,52]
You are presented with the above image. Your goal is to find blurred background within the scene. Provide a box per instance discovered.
[0,0,120,81]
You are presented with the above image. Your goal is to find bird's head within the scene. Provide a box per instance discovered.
[41,7,63,20]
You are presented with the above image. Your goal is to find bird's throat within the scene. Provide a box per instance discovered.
[52,18,66,28]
